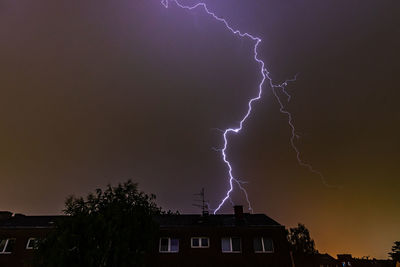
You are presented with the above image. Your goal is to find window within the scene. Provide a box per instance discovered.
[159,238,179,253]
[221,237,241,253]
[253,237,274,253]
[26,238,40,250]
[0,238,16,254]
[191,237,209,248]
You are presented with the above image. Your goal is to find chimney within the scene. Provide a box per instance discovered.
[0,211,12,221]
[234,205,244,220]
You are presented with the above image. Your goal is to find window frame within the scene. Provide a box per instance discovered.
[26,238,39,250]
[159,237,179,253]
[253,237,274,253]
[0,238,16,254]
[190,237,210,248]
[221,237,242,253]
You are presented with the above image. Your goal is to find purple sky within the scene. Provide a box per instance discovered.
[0,0,399,259]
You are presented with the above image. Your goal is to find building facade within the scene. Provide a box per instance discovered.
[0,207,292,267]
[150,206,292,267]
[0,211,59,267]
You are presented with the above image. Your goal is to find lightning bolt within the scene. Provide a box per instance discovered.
[161,0,335,214]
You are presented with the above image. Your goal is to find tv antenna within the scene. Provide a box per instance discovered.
[193,188,209,216]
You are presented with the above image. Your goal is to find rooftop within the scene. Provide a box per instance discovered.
[0,206,282,229]
[0,214,64,229]
[155,213,281,227]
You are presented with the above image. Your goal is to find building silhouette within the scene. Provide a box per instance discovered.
[1,206,292,267]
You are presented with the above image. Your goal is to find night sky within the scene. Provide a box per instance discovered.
[1,0,399,259]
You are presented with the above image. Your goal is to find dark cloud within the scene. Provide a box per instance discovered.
[0,0,399,258]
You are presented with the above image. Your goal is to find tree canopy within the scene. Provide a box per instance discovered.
[389,241,400,262]
[287,223,318,255]
[34,180,162,267]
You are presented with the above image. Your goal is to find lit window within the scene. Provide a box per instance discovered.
[159,237,179,253]
[0,238,16,254]
[221,237,241,253]
[191,237,210,248]
[253,237,274,253]
[26,238,40,250]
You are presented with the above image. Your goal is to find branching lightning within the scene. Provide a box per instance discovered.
[161,0,335,214]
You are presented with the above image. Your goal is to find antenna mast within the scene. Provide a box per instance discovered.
[193,188,209,216]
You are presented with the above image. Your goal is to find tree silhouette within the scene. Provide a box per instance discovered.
[34,180,161,267]
[389,241,400,262]
[287,223,318,255]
